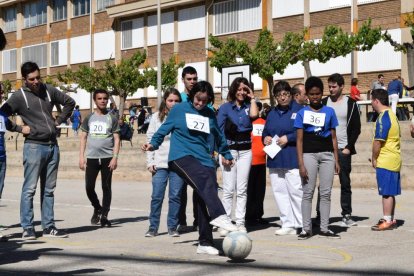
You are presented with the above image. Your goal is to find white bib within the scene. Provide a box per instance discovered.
[252,124,264,137]
[90,121,107,135]
[185,113,210,134]
[303,110,326,127]
[0,117,5,132]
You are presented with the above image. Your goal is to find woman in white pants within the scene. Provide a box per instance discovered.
[263,81,304,235]
[217,77,258,233]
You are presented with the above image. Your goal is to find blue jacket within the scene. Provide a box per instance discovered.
[262,101,303,169]
[387,79,403,96]
[217,101,252,134]
[150,101,232,168]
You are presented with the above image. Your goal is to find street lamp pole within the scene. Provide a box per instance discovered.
[157,0,162,108]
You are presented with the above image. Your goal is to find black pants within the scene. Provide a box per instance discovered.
[169,156,226,246]
[85,158,113,215]
[178,185,198,227]
[245,164,266,221]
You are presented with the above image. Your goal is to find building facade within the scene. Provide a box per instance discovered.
[0,0,413,109]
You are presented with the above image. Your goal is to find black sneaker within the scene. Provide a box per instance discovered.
[168,228,180,237]
[43,227,68,238]
[0,234,8,242]
[319,230,340,239]
[91,209,102,225]
[145,229,158,237]
[22,228,36,240]
[100,215,111,227]
[298,230,312,240]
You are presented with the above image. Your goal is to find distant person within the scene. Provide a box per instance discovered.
[292,83,308,105]
[350,78,362,101]
[371,74,386,91]
[370,89,401,231]
[71,105,82,136]
[0,61,75,239]
[79,89,120,227]
[142,81,238,255]
[387,76,403,114]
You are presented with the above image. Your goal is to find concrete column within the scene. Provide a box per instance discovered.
[114,19,121,63]
[16,2,23,85]
[400,0,414,83]
[206,0,214,85]
[303,0,310,80]
[351,0,358,78]
[143,14,148,97]
[46,0,53,75]
[261,0,272,99]
[90,0,95,67]
[67,0,72,68]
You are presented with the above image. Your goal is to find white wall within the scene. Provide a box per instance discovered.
[273,0,304,18]
[94,31,115,61]
[71,35,91,64]
[178,6,205,41]
[148,11,174,46]
[67,88,92,110]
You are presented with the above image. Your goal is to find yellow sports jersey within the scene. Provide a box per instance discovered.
[373,109,401,172]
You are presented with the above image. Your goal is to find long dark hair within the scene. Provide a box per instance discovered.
[227,77,250,103]
[158,88,182,122]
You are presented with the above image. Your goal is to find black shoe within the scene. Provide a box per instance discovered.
[22,228,36,240]
[298,230,312,240]
[257,218,269,225]
[145,229,158,237]
[100,215,111,227]
[319,230,340,239]
[313,215,321,227]
[168,228,180,237]
[91,209,102,225]
[43,227,68,238]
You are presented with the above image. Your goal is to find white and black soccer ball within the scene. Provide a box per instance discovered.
[222,231,252,260]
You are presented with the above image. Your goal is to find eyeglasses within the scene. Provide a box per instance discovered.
[275,92,291,98]
[27,76,41,81]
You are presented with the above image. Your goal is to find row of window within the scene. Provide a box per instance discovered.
[2,0,113,32]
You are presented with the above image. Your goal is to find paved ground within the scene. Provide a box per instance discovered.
[0,176,414,275]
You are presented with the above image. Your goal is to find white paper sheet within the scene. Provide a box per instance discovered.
[263,135,282,159]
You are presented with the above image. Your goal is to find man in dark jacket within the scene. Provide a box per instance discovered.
[0,62,75,240]
[319,73,361,227]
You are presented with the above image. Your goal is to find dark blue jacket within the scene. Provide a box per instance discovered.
[262,101,303,169]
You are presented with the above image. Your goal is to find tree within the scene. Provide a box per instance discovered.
[146,55,185,92]
[382,10,414,86]
[0,79,12,104]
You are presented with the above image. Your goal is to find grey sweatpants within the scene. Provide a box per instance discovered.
[302,152,335,233]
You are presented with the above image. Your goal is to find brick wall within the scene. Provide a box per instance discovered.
[50,21,68,41]
[310,8,351,39]
[71,16,91,38]
[21,25,48,46]
[178,39,205,63]
[4,32,16,50]
[70,62,90,71]
[121,48,145,61]
[146,43,175,67]
[359,0,401,29]
[2,73,16,82]
[215,30,261,47]
[94,12,114,33]
[273,15,304,41]
[50,65,68,76]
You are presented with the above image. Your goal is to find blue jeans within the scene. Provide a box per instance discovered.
[21,143,60,230]
[149,169,184,231]
[0,160,6,198]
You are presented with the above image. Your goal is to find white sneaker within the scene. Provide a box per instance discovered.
[197,245,219,255]
[218,228,229,237]
[210,215,238,232]
[274,227,297,236]
[237,225,247,233]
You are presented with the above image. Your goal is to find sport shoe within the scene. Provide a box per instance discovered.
[0,225,9,231]
[145,229,158,237]
[196,245,219,255]
[237,225,247,233]
[168,228,180,237]
[298,230,312,240]
[275,227,297,236]
[319,230,341,239]
[341,214,357,227]
[43,227,68,238]
[91,209,102,225]
[218,228,229,237]
[371,219,397,231]
[22,228,36,240]
[210,215,238,232]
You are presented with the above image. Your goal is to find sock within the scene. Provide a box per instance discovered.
[383,215,392,222]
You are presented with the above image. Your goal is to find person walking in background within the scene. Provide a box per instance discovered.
[292,83,308,106]
[245,102,268,227]
[387,76,403,115]
[350,78,362,101]
[263,81,303,235]
[0,61,75,239]
[145,88,184,238]
[370,89,401,231]
[71,105,82,136]
[294,76,340,240]
[142,81,238,255]
[79,89,120,227]
[217,77,258,234]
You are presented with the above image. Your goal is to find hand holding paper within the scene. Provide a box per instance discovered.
[263,135,282,159]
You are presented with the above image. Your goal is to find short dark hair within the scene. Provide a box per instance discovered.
[328,73,344,86]
[227,77,250,102]
[272,80,292,97]
[188,81,215,105]
[182,66,197,78]
[378,74,384,79]
[351,78,358,86]
[21,62,40,79]
[93,89,109,100]
[292,83,304,96]
[75,105,79,109]
[305,76,324,93]
[371,89,389,106]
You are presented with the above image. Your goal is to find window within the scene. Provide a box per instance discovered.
[121,21,133,49]
[73,0,90,17]
[120,18,144,50]
[3,6,17,33]
[22,44,47,68]
[51,41,59,66]
[53,0,67,21]
[2,49,17,73]
[214,0,261,35]
[24,0,47,28]
[97,0,114,11]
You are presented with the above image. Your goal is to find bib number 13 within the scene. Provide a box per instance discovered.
[185,113,210,134]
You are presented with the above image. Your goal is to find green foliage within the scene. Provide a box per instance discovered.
[1,79,12,103]
[146,56,185,90]
[382,9,414,53]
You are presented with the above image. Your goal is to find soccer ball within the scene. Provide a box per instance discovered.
[222,231,252,260]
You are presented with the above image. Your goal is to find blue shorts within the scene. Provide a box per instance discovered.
[376,168,401,196]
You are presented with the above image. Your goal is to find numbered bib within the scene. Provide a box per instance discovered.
[0,117,5,132]
[185,113,210,134]
[303,110,326,127]
[90,121,108,135]
[252,124,264,137]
